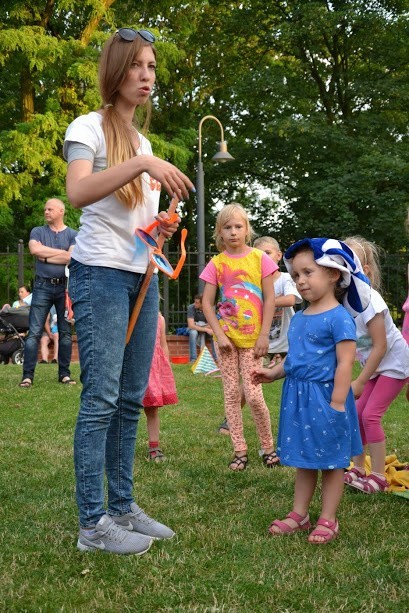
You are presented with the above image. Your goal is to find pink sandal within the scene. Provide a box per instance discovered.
[344,467,365,484]
[349,472,388,494]
[308,518,339,544]
[268,511,311,535]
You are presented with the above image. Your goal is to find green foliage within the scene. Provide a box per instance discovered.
[0,0,408,261]
[206,0,409,250]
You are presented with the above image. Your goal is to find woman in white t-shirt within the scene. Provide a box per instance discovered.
[343,237,409,494]
[64,28,194,555]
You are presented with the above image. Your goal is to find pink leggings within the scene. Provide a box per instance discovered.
[356,375,407,445]
[216,344,274,453]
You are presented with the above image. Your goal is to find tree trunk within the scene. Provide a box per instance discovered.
[81,0,116,46]
[21,63,34,121]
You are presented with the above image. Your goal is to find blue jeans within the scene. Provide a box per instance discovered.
[188,329,216,361]
[69,260,158,527]
[23,279,72,381]
[188,329,203,361]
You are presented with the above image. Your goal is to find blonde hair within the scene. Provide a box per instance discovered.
[213,203,255,252]
[253,236,280,250]
[343,235,382,290]
[99,33,156,209]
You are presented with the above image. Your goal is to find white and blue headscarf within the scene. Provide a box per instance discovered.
[284,237,371,317]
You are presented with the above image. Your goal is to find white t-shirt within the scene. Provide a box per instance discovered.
[12,294,32,308]
[355,288,409,379]
[269,272,302,353]
[63,112,161,273]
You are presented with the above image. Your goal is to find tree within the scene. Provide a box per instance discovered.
[0,0,195,252]
[200,0,409,251]
[133,0,409,252]
[1,0,408,256]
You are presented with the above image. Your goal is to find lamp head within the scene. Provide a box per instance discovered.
[211,141,234,164]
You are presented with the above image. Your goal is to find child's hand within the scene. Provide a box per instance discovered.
[351,379,364,399]
[216,334,233,354]
[251,367,276,385]
[329,401,346,413]
[254,334,269,359]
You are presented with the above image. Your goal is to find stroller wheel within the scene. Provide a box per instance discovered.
[12,349,24,365]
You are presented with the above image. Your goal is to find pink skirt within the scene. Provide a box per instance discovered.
[143,344,178,408]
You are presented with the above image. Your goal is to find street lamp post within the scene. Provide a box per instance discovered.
[196,115,234,292]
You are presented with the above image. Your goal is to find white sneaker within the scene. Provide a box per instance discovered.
[110,503,175,540]
[77,514,153,555]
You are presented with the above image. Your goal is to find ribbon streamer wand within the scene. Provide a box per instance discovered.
[126,195,179,344]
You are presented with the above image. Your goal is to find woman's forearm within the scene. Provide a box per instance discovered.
[66,156,148,208]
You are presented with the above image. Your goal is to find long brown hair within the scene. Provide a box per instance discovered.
[98,33,156,209]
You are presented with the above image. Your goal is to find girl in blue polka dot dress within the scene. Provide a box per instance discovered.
[252,238,371,544]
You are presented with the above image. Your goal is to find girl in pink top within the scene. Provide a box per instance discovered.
[344,236,409,493]
[200,203,278,471]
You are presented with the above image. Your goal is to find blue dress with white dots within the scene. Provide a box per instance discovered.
[277,305,363,469]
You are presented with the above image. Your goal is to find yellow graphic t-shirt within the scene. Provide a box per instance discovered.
[208,249,266,348]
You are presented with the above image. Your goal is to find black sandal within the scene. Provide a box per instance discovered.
[262,451,280,467]
[229,455,248,471]
[217,418,230,435]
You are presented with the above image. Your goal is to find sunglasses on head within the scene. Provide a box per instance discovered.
[135,214,187,280]
[116,28,156,43]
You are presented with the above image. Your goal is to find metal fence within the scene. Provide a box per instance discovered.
[1,245,407,332]
[160,248,408,332]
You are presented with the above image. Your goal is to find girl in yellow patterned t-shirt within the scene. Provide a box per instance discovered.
[201,203,278,471]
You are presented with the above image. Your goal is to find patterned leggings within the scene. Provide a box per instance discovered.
[216,343,274,453]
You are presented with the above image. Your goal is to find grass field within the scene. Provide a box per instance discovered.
[1,363,408,612]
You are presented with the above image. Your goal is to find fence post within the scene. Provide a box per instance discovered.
[6,245,10,304]
[18,239,24,287]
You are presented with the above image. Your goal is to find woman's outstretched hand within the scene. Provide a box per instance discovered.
[141,155,195,201]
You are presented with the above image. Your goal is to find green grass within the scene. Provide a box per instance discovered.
[1,363,408,612]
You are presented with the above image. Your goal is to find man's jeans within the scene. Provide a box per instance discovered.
[69,260,158,527]
[23,278,72,381]
[188,329,206,361]
[189,328,216,361]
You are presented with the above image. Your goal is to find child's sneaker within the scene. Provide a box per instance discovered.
[147,447,166,462]
[110,503,175,540]
[77,514,153,555]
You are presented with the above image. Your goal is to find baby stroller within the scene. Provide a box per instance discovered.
[0,306,30,365]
